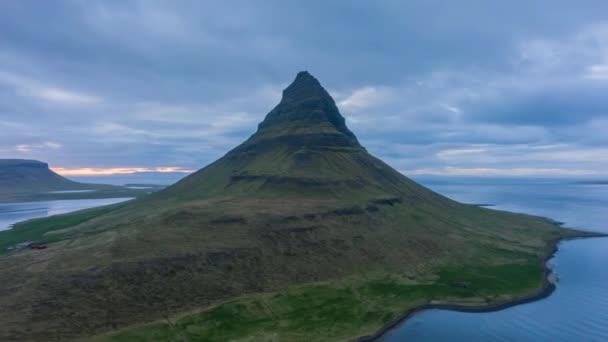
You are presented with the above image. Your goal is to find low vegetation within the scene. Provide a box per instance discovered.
[93,258,544,342]
[0,203,127,253]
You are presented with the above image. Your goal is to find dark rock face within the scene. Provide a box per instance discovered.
[251,71,361,148]
[231,131,359,154]
[163,71,436,201]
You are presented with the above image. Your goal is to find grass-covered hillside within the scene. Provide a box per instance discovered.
[0,72,595,341]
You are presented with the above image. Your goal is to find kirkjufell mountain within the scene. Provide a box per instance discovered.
[163,71,444,202]
[0,72,584,341]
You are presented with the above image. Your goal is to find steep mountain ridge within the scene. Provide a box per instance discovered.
[254,71,361,147]
[161,71,444,203]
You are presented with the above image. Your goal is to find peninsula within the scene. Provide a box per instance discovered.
[0,72,596,341]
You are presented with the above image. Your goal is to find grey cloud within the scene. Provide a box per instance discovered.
[0,1,607,176]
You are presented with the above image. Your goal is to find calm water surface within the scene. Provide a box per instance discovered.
[0,197,132,231]
[382,178,608,342]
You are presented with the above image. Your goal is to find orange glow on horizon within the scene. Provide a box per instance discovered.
[51,166,195,176]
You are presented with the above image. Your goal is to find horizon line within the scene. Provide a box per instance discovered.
[50,166,607,178]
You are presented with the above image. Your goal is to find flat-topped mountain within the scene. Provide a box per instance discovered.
[0,159,89,193]
[0,159,159,202]
[0,72,586,341]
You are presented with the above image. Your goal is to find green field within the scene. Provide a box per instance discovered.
[0,203,127,253]
[92,258,545,342]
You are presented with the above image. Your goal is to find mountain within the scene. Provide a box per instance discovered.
[162,71,443,202]
[0,159,89,193]
[0,159,150,202]
[0,72,587,341]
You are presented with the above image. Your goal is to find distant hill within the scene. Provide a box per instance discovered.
[0,72,589,341]
[577,180,608,185]
[0,159,161,202]
[69,171,189,186]
[0,159,95,193]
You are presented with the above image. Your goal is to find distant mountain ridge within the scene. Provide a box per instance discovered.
[0,159,129,199]
[0,159,89,193]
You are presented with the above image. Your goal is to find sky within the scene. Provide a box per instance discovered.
[1,0,608,178]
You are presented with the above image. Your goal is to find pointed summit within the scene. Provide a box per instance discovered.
[282,71,326,100]
[164,72,417,200]
[252,71,361,149]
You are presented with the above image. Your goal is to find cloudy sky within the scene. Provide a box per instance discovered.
[1,1,608,178]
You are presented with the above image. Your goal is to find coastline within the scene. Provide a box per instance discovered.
[355,233,606,342]
[0,187,159,203]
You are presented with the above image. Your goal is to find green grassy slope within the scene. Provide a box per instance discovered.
[0,203,129,253]
[90,260,546,342]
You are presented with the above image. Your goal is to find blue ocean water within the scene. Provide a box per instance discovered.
[0,197,132,231]
[382,177,608,342]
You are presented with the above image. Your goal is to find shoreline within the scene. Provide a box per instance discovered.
[355,234,606,342]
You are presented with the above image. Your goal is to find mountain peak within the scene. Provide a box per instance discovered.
[252,71,361,148]
[283,71,324,98]
[294,70,316,82]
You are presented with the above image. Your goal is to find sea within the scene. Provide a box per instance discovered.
[0,197,132,231]
[381,177,608,342]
